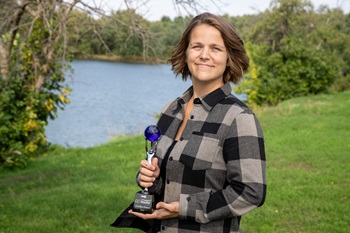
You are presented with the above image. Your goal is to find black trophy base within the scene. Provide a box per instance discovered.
[133,191,154,214]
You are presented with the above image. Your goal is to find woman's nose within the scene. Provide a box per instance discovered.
[199,47,210,59]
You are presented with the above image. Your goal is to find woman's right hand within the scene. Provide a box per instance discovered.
[138,157,160,188]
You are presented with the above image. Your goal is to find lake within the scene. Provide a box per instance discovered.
[45,60,244,148]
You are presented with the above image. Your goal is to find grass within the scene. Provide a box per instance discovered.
[1,91,349,233]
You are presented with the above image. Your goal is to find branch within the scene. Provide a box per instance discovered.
[7,1,34,60]
[0,37,8,80]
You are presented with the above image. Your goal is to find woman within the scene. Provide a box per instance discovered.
[111,12,266,233]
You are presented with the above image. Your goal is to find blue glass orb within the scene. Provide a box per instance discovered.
[144,125,161,142]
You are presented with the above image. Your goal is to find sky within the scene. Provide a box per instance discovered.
[94,0,350,21]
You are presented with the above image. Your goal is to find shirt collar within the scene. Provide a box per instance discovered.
[175,83,232,111]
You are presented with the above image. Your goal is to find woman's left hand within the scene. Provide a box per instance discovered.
[128,201,179,220]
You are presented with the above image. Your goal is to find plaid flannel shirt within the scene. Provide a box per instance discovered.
[111,83,266,232]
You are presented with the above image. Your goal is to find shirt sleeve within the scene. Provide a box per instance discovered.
[179,111,266,223]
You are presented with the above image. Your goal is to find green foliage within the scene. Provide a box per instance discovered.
[329,74,350,92]
[0,18,71,168]
[66,10,98,56]
[0,78,42,168]
[235,0,345,106]
[237,37,338,106]
[310,8,350,90]
[67,9,153,58]
[148,16,191,60]
[67,12,192,61]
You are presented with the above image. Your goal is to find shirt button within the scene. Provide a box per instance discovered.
[190,115,194,119]
[180,137,184,141]
[169,156,173,161]
[187,196,191,201]
[166,180,170,184]
[161,225,165,230]
[194,98,201,104]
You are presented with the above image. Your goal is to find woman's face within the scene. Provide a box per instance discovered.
[186,24,228,90]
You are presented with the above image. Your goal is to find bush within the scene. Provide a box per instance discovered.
[0,76,70,168]
[0,19,71,169]
[236,38,338,106]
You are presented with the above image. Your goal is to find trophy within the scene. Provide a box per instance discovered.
[133,125,161,213]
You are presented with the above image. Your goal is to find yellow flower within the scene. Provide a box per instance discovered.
[45,101,54,111]
[25,142,37,153]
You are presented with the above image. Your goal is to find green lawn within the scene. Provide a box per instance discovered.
[1,91,349,233]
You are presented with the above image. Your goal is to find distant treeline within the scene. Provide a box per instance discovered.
[66,5,348,65]
[66,10,262,62]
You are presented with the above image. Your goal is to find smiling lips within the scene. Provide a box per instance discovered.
[196,63,214,68]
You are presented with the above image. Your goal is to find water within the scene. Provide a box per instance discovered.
[45,60,244,148]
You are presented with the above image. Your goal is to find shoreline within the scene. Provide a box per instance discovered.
[76,54,168,64]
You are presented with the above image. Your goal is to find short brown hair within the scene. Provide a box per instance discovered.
[168,12,249,84]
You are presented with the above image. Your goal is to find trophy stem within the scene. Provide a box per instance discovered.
[133,125,161,213]
[147,151,154,164]
[141,149,156,195]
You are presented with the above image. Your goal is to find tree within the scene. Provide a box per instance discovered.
[235,0,339,106]
[148,15,191,60]
[0,0,79,167]
[310,8,350,92]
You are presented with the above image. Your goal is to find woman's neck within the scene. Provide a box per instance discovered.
[191,80,224,98]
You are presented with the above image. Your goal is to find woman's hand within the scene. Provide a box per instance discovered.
[138,157,160,188]
[129,201,179,220]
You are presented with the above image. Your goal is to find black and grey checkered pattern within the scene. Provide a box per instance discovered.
[111,83,266,232]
